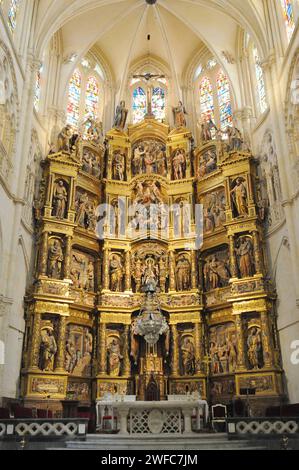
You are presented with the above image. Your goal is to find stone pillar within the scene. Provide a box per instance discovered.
[118,407,129,435]
[183,407,193,434]
[229,235,238,278]
[56,315,67,372]
[122,325,131,376]
[252,231,262,274]
[194,321,203,373]
[39,231,49,276]
[235,314,246,370]
[98,322,107,376]
[64,236,72,279]
[260,310,274,368]
[169,250,176,291]
[29,312,42,370]
[102,248,110,290]
[171,324,179,376]
[124,251,131,291]
[191,250,198,289]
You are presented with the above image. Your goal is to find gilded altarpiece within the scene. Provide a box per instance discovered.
[21,119,283,415]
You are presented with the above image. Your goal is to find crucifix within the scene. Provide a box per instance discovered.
[133,72,166,117]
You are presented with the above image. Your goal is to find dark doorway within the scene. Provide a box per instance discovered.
[145,377,160,401]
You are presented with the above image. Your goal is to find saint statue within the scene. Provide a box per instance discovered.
[181,337,196,376]
[112,150,125,181]
[227,126,243,152]
[113,101,128,130]
[57,125,72,152]
[230,178,248,217]
[110,254,124,292]
[172,149,186,180]
[176,257,191,291]
[236,237,255,278]
[75,191,89,227]
[247,327,263,369]
[39,327,57,372]
[173,101,187,128]
[107,338,123,376]
[130,321,139,366]
[200,116,218,142]
[53,180,68,219]
[203,255,230,290]
[47,240,63,279]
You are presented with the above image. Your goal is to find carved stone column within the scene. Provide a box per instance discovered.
[194,321,203,373]
[169,250,176,291]
[39,231,49,276]
[235,314,246,370]
[191,250,198,289]
[122,325,131,376]
[252,231,262,275]
[29,312,42,370]
[64,236,72,279]
[124,251,131,291]
[229,235,238,278]
[102,248,110,290]
[98,322,107,376]
[260,310,274,368]
[56,315,67,372]
[171,324,179,376]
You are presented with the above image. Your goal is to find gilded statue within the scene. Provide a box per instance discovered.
[226,126,243,152]
[83,117,103,145]
[107,338,123,376]
[110,254,124,291]
[200,116,218,143]
[247,327,263,369]
[130,321,139,366]
[57,125,72,152]
[236,237,255,278]
[181,337,196,376]
[39,327,57,372]
[113,101,128,130]
[173,101,187,128]
[47,240,63,279]
[204,254,230,290]
[112,149,125,181]
[176,257,191,291]
[230,177,248,217]
[172,148,186,180]
[53,180,68,219]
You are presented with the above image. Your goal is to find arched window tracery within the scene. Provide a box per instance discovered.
[217,70,232,131]
[132,86,147,124]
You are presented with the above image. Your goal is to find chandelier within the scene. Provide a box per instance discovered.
[135,280,169,345]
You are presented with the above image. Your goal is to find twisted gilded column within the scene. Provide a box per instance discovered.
[29,312,42,370]
[124,251,131,291]
[39,231,49,276]
[171,324,179,376]
[122,325,131,376]
[260,310,274,368]
[191,250,198,289]
[64,236,72,279]
[235,314,246,370]
[169,250,176,291]
[194,321,203,373]
[102,248,110,290]
[229,235,238,278]
[56,315,67,372]
[98,322,107,375]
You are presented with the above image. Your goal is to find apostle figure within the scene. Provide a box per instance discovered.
[47,240,63,279]
[39,327,57,372]
[200,116,218,142]
[130,321,139,366]
[172,149,186,180]
[113,150,125,181]
[236,237,255,278]
[247,327,263,369]
[227,126,243,152]
[230,177,248,217]
[57,125,72,152]
[132,145,144,175]
[113,101,128,130]
[173,101,188,128]
[53,180,68,219]
[176,257,191,291]
[75,191,88,227]
[110,254,124,291]
[107,338,123,376]
[181,337,196,376]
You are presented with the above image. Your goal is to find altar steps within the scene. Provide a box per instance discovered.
[63,433,267,451]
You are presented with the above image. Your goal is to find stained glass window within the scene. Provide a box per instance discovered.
[200,76,215,123]
[34,64,43,112]
[217,70,232,131]
[132,87,147,124]
[152,87,165,122]
[253,47,268,114]
[280,0,295,42]
[8,0,21,32]
[85,76,99,119]
[66,69,82,128]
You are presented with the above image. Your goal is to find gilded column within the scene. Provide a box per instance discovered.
[260,310,274,368]
[125,250,131,291]
[122,325,131,376]
[98,322,107,375]
[171,324,179,376]
[29,312,42,370]
[39,231,49,276]
[102,248,110,290]
[229,235,238,278]
[169,250,176,291]
[194,321,203,373]
[235,314,246,370]
[191,250,198,290]
[64,236,72,279]
[252,231,262,274]
[56,315,67,372]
